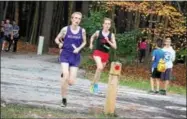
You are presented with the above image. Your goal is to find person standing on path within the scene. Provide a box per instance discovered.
[9,20,20,52]
[148,38,164,94]
[55,12,86,107]
[89,18,117,94]
[138,38,147,63]
[160,37,176,95]
[2,19,13,51]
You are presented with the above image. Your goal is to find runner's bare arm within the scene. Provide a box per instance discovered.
[55,27,67,45]
[77,28,87,51]
[89,30,99,49]
[105,33,117,49]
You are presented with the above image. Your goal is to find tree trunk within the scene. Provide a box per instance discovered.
[30,2,39,44]
[155,15,161,40]
[134,11,140,29]
[111,7,116,34]
[50,1,58,47]
[157,15,161,23]
[126,12,133,31]
[110,6,116,62]
[68,1,74,25]
[9,1,15,20]
[117,9,124,33]
[144,14,153,65]
[141,14,147,28]
[41,1,54,53]
[38,1,45,36]
[148,14,154,39]
[3,1,9,19]
[26,2,33,42]
[0,2,4,21]
[50,1,65,47]
[81,1,89,16]
[163,16,169,39]
[14,1,19,24]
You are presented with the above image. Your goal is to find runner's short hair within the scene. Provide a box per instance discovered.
[164,37,171,43]
[103,17,112,24]
[156,38,163,48]
[165,37,171,41]
[71,12,82,18]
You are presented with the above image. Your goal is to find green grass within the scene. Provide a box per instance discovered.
[1,104,100,118]
[100,72,186,95]
[1,104,64,118]
[1,104,118,118]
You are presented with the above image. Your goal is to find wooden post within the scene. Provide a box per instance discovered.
[37,36,44,55]
[104,62,122,114]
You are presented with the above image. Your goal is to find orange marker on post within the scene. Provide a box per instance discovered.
[104,62,122,115]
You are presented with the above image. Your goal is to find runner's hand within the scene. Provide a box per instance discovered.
[105,37,110,43]
[73,48,80,54]
[58,43,63,49]
[72,44,79,54]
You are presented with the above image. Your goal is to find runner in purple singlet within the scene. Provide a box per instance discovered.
[55,12,86,107]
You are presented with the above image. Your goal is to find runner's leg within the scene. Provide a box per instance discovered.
[60,62,69,106]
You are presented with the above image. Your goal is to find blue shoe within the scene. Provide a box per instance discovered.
[94,84,98,94]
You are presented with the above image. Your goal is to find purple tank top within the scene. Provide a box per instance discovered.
[63,26,83,52]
